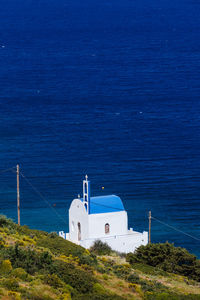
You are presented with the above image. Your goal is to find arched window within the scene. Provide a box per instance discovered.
[105,223,110,234]
[78,222,81,241]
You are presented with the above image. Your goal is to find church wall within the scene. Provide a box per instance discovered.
[88,211,128,239]
[80,231,148,253]
[69,199,88,242]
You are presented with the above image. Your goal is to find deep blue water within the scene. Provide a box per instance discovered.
[0,0,200,256]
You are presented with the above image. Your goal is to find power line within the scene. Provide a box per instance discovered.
[19,171,68,227]
[151,216,200,242]
[0,167,16,174]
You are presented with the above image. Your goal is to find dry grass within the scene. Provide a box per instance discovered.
[95,271,142,300]
[136,269,200,295]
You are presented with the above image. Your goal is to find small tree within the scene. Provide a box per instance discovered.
[0,259,12,274]
[126,242,200,282]
[90,240,112,256]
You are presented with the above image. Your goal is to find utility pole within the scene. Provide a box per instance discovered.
[148,211,151,244]
[16,164,20,226]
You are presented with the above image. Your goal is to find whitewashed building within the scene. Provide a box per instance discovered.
[59,176,148,253]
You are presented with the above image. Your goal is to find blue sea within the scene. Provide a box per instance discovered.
[0,0,200,257]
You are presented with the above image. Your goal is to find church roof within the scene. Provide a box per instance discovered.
[85,195,125,214]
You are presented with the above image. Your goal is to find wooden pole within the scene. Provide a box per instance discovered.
[148,211,151,244]
[16,164,20,226]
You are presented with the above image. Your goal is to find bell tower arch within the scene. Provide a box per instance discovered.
[83,175,90,214]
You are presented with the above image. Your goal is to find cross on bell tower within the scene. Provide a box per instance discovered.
[83,175,90,214]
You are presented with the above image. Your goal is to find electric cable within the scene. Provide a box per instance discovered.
[0,167,16,174]
[151,216,200,242]
[19,171,68,226]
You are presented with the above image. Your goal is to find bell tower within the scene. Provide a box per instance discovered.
[83,175,90,214]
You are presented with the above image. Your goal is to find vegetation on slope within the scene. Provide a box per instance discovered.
[0,215,200,300]
[126,242,200,282]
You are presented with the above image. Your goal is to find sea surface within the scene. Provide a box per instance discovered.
[0,0,200,257]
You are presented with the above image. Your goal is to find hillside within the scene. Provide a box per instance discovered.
[0,215,200,300]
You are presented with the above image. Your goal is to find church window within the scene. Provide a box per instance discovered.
[84,203,87,211]
[78,222,81,241]
[105,223,110,234]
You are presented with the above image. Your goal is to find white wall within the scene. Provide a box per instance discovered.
[88,211,128,238]
[69,199,128,242]
[80,231,148,253]
[69,199,88,242]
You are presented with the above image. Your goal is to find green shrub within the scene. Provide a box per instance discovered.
[36,234,85,257]
[131,262,169,276]
[43,273,65,288]
[112,264,131,279]
[78,253,97,266]
[0,237,5,249]
[0,215,17,233]
[90,240,112,256]
[48,232,58,238]
[12,268,27,280]
[2,278,19,291]
[96,265,106,274]
[102,274,109,280]
[139,280,155,292]
[52,260,96,294]
[127,273,140,284]
[21,284,56,300]
[7,291,21,300]
[0,259,12,274]
[2,244,53,275]
[126,242,200,281]
[93,283,106,294]
[62,284,76,298]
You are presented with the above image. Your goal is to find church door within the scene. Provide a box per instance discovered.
[78,222,81,241]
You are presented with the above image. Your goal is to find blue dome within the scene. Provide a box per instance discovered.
[87,195,125,214]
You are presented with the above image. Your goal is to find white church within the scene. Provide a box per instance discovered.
[59,176,148,253]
